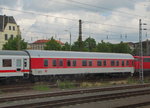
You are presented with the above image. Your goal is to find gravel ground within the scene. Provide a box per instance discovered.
[1,87,150,107]
[62,94,150,108]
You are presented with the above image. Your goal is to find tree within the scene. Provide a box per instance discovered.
[84,37,97,52]
[44,37,61,50]
[61,42,71,51]
[114,41,132,53]
[3,35,27,50]
[71,41,80,51]
[96,40,112,52]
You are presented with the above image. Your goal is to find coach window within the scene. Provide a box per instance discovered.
[144,58,150,62]
[24,59,27,67]
[73,60,76,66]
[3,59,12,67]
[134,58,139,61]
[132,61,134,66]
[53,60,57,66]
[67,60,71,66]
[126,61,129,66]
[103,60,106,66]
[89,61,92,66]
[122,61,124,66]
[59,60,63,66]
[116,61,119,66]
[82,60,87,66]
[44,59,48,67]
[111,60,115,66]
[97,60,102,66]
[16,59,21,67]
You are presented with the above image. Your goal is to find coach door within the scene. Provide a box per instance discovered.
[23,58,28,70]
[16,59,22,72]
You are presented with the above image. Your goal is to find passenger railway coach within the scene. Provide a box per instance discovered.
[0,50,135,78]
[134,56,150,72]
[0,51,30,77]
[27,50,134,76]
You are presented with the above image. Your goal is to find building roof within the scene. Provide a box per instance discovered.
[33,40,49,44]
[0,15,17,31]
[26,50,134,59]
[33,39,64,45]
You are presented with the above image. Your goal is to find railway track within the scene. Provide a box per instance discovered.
[1,83,150,107]
[116,101,150,108]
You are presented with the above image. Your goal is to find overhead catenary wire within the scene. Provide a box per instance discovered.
[47,0,150,21]
[0,6,138,29]
[66,0,150,19]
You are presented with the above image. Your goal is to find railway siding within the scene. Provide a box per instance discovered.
[0,84,150,107]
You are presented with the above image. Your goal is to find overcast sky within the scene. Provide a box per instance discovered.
[0,0,150,43]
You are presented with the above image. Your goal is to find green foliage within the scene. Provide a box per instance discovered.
[96,40,132,53]
[2,35,27,50]
[33,85,50,91]
[57,81,75,89]
[71,41,81,51]
[44,37,61,50]
[0,90,3,94]
[84,37,97,52]
[96,40,112,52]
[127,77,137,84]
[114,41,132,53]
[61,42,71,51]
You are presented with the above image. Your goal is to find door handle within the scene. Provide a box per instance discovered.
[16,68,21,71]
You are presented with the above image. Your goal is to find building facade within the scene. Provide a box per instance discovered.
[28,39,64,50]
[0,15,21,50]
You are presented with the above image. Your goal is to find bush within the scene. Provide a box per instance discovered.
[127,77,137,84]
[33,85,50,91]
[57,81,75,89]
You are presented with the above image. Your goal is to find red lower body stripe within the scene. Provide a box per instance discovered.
[0,70,29,73]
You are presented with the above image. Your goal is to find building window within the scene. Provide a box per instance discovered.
[44,59,48,67]
[13,26,15,30]
[10,34,13,39]
[89,61,92,66]
[97,60,102,66]
[3,59,12,67]
[5,34,8,40]
[82,60,87,66]
[53,60,57,66]
[73,60,76,66]
[9,26,11,30]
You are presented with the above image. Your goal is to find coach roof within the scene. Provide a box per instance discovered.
[0,50,28,56]
[26,50,134,59]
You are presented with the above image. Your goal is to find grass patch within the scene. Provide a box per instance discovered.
[0,90,3,94]
[80,82,93,88]
[143,77,150,83]
[33,85,50,91]
[127,77,138,84]
[57,81,75,89]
